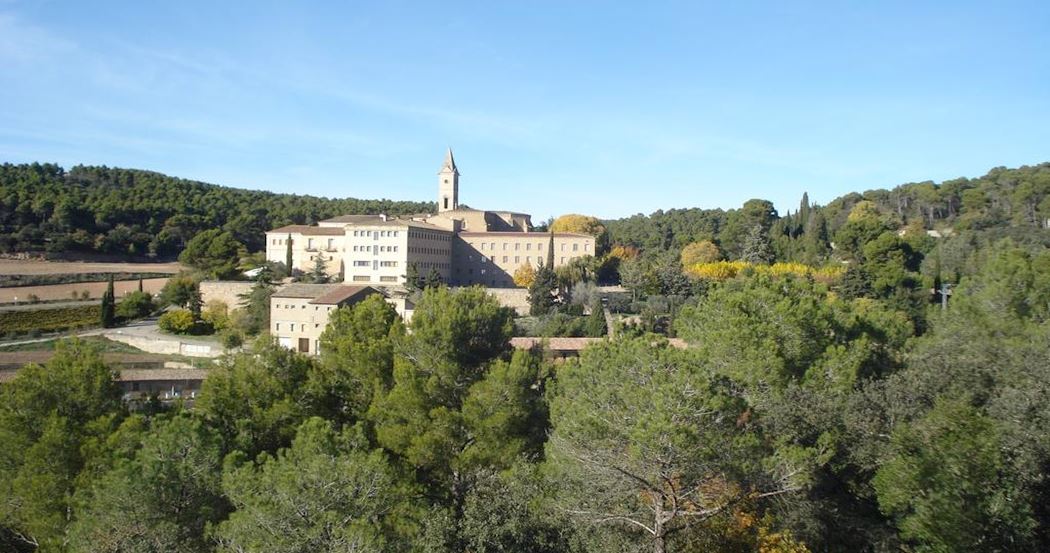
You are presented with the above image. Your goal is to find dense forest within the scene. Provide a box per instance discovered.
[3,161,1050,552]
[0,163,433,257]
[4,244,1050,552]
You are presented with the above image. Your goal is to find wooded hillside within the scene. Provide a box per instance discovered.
[0,163,434,257]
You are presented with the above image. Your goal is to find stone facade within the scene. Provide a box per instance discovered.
[454,232,595,287]
[263,150,595,289]
[270,284,384,355]
[199,281,254,309]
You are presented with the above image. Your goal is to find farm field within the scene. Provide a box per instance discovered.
[0,277,170,303]
[0,259,183,275]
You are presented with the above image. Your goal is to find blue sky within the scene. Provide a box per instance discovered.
[1,1,1048,221]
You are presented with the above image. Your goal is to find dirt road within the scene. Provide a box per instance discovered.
[0,260,183,275]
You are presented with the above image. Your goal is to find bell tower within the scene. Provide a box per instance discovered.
[438,147,459,212]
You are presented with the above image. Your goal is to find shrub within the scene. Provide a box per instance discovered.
[221,330,244,349]
[116,291,155,320]
[158,309,196,334]
[202,300,230,331]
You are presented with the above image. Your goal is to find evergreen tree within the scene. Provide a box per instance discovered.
[546,231,555,268]
[237,280,274,335]
[188,285,203,321]
[799,191,811,230]
[305,254,329,284]
[585,298,608,337]
[284,233,293,274]
[528,263,558,316]
[425,267,444,289]
[100,275,115,328]
[405,262,422,292]
[740,223,774,264]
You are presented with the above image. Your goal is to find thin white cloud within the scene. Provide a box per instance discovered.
[0,12,76,64]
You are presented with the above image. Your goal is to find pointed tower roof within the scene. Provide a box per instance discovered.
[439,147,459,175]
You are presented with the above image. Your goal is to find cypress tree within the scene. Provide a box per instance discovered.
[799,191,811,230]
[547,231,555,268]
[188,285,203,321]
[285,233,294,274]
[100,275,116,328]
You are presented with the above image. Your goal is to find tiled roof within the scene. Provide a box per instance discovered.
[118,368,210,382]
[268,225,345,236]
[0,351,172,370]
[0,367,210,384]
[458,231,593,238]
[310,286,381,305]
[272,283,346,299]
[318,214,385,224]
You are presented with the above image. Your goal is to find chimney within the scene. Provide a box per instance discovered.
[379,213,387,222]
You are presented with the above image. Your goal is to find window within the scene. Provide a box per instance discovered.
[380,276,398,282]
[502,256,508,263]
[573,243,579,251]
[515,256,520,263]
[352,275,370,282]
[490,242,495,250]
[585,243,591,252]
[538,243,543,250]
[515,243,520,250]
[560,257,566,264]
[354,261,369,267]
[481,243,486,250]
[561,244,567,251]
[502,243,508,250]
[526,243,532,250]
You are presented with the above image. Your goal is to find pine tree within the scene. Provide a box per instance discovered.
[424,267,443,289]
[100,275,116,328]
[740,224,774,264]
[284,233,293,274]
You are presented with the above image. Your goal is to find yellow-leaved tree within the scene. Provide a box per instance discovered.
[550,214,609,254]
[680,240,722,268]
[512,263,537,288]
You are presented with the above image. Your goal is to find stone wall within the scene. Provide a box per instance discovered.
[481,287,530,315]
[200,281,254,310]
